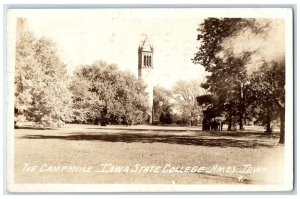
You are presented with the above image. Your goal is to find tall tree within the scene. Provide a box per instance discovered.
[71,61,149,125]
[193,18,285,143]
[193,18,251,130]
[218,19,285,143]
[172,79,205,126]
[248,60,285,143]
[153,86,173,124]
[15,31,72,128]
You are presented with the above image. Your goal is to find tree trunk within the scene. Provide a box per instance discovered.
[239,85,244,130]
[279,108,285,144]
[239,113,244,130]
[266,120,271,134]
[266,108,272,134]
[228,108,232,131]
[189,111,192,126]
[244,115,247,126]
[14,108,18,128]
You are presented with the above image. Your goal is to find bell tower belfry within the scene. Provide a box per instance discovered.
[138,35,154,124]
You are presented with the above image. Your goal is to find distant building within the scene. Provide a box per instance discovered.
[138,35,154,124]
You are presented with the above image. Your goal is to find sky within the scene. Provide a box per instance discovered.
[11,9,208,89]
[9,8,291,89]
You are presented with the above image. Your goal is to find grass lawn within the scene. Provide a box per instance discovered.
[14,124,284,184]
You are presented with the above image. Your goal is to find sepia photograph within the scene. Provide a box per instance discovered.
[5,8,293,192]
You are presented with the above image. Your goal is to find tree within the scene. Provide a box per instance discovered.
[15,31,72,128]
[153,86,173,124]
[193,18,252,130]
[193,18,285,143]
[207,54,252,130]
[172,79,205,126]
[248,60,285,142]
[196,94,222,130]
[217,19,285,143]
[244,76,278,133]
[71,61,149,125]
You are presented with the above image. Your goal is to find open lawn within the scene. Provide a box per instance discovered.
[14,124,284,184]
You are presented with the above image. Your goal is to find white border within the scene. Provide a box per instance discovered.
[4,6,295,193]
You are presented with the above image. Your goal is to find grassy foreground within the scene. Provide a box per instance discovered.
[14,124,284,184]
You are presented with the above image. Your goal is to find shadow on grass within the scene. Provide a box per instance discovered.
[88,127,279,137]
[196,131,280,138]
[88,127,200,132]
[15,126,56,130]
[88,127,280,139]
[21,132,278,148]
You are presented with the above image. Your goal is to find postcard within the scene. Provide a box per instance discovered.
[6,7,294,192]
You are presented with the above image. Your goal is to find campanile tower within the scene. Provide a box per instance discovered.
[138,35,153,124]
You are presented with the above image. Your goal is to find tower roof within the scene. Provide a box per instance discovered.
[139,35,153,52]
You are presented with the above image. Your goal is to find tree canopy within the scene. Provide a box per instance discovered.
[171,79,205,126]
[71,61,149,125]
[15,31,72,128]
[193,18,285,143]
[153,86,173,124]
